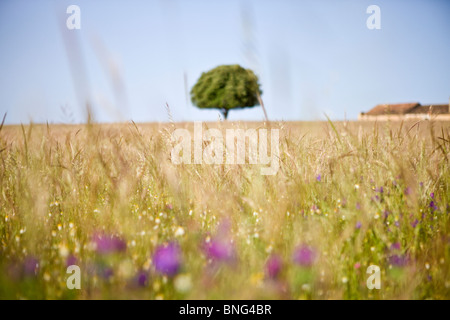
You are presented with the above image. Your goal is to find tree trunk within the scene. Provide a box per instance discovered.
[222,109,229,120]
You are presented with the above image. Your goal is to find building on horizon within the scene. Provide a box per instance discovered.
[358,101,450,121]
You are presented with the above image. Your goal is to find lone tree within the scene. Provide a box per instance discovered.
[190,64,262,120]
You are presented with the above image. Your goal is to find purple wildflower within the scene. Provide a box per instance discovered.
[203,218,236,264]
[390,242,401,251]
[135,270,149,287]
[355,221,362,229]
[153,242,182,276]
[404,187,411,195]
[411,219,419,228]
[265,254,283,279]
[23,256,39,276]
[316,174,322,182]
[375,187,384,193]
[205,239,235,262]
[292,245,316,267]
[388,254,408,267]
[66,254,78,267]
[430,192,434,199]
[101,267,114,279]
[93,233,127,254]
[356,203,361,210]
[429,201,438,212]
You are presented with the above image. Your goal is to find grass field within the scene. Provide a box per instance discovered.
[0,119,449,299]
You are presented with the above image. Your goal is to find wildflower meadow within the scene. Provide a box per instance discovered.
[0,119,448,300]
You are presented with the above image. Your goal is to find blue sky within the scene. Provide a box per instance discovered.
[0,0,449,124]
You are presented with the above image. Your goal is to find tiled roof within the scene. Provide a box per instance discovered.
[408,105,449,114]
[364,103,420,115]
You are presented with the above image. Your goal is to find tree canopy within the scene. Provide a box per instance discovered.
[190,64,262,119]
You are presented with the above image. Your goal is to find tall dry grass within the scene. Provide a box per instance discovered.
[0,119,448,299]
